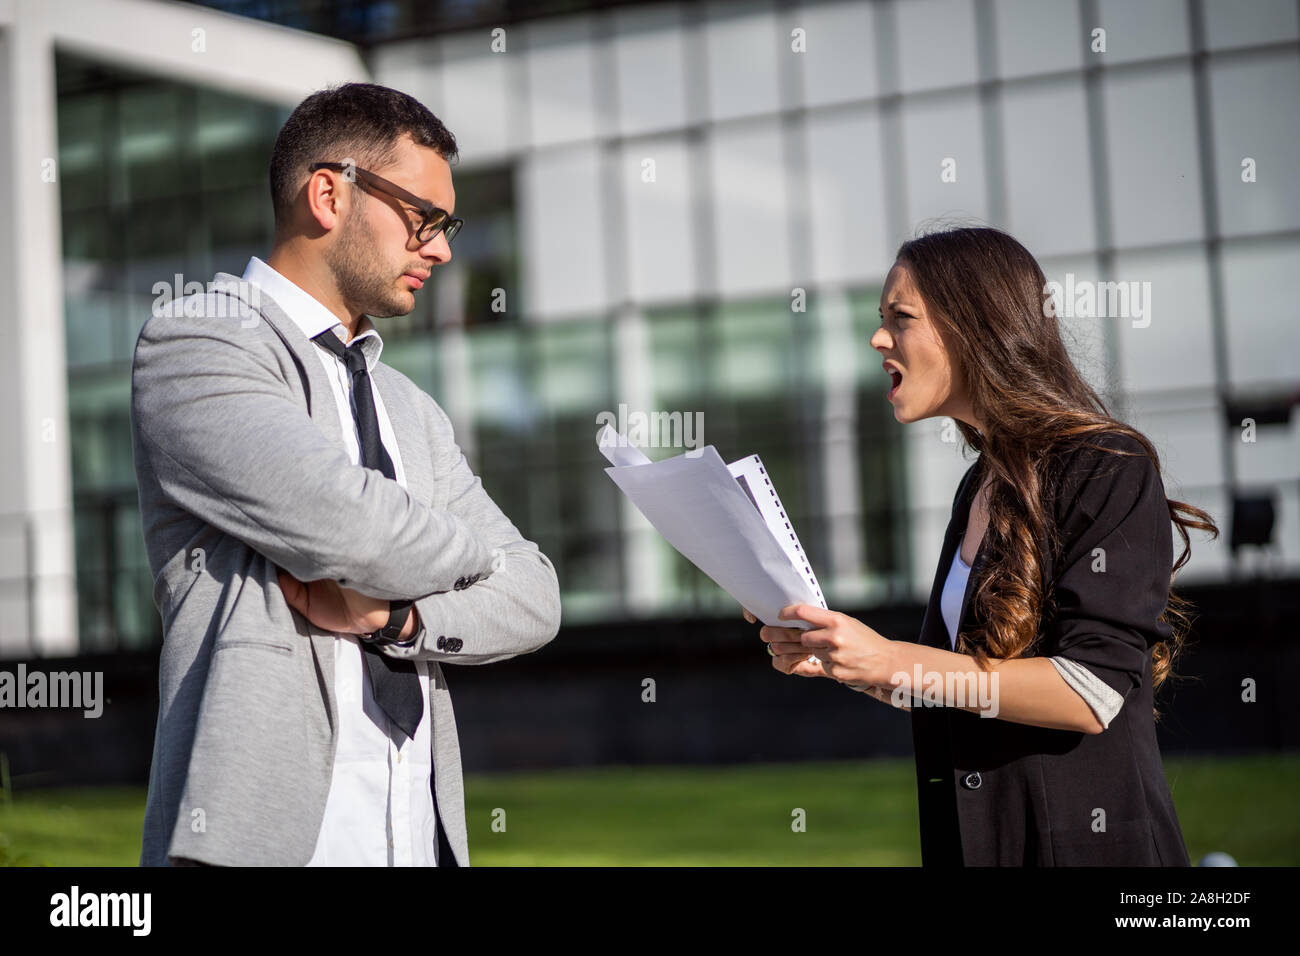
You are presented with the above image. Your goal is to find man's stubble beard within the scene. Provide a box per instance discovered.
[326,199,415,320]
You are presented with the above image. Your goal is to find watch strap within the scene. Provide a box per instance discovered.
[367,599,415,645]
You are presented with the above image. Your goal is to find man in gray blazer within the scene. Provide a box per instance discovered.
[130,83,561,866]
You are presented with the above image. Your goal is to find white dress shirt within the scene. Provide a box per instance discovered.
[241,256,438,866]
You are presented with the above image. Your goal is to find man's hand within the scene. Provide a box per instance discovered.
[277,567,396,636]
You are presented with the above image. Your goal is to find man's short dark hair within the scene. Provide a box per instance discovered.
[269,82,458,231]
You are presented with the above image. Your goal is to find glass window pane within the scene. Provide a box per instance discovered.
[708,119,793,296]
[467,326,543,604]
[57,91,109,212]
[900,91,989,229]
[1125,398,1226,498]
[706,0,782,122]
[62,210,116,296]
[380,337,439,397]
[206,185,274,276]
[119,86,188,201]
[371,38,441,113]
[1113,246,1216,394]
[1095,0,1189,64]
[647,307,708,409]
[1000,76,1096,257]
[799,0,878,107]
[614,6,690,136]
[520,145,608,319]
[1202,0,1299,51]
[714,300,801,400]
[1102,66,1204,248]
[534,321,620,618]
[535,319,610,415]
[526,16,600,148]
[438,33,513,160]
[896,0,979,93]
[1210,52,1300,237]
[806,107,892,286]
[197,88,280,191]
[64,295,117,369]
[468,324,531,430]
[1221,236,1300,386]
[993,0,1083,79]
[1040,253,1109,396]
[124,197,191,299]
[622,136,696,304]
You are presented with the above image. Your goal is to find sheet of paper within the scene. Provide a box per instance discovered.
[602,439,823,630]
[597,424,652,467]
[727,454,827,610]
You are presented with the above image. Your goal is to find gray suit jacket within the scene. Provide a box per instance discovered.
[130,272,561,866]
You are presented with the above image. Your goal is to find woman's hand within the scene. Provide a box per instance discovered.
[761,622,831,678]
[743,606,825,677]
[776,603,899,688]
[744,604,907,706]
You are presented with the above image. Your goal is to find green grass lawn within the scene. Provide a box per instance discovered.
[2,754,1296,866]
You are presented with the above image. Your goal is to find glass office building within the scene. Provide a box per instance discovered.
[23,0,1300,655]
[57,55,291,651]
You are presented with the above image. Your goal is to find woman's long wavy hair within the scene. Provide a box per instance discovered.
[895,226,1218,718]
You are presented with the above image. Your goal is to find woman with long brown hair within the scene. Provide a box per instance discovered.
[752,226,1218,865]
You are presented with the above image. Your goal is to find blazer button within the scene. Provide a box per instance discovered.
[962,772,983,790]
[436,635,446,649]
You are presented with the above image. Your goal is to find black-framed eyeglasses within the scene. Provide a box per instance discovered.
[310,161,463,245]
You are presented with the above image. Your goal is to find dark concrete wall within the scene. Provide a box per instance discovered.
[1,579,1295,788]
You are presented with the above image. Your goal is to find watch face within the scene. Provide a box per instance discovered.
[376,602,413,642]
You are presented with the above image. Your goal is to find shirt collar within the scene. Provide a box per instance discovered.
[241,256,384,370]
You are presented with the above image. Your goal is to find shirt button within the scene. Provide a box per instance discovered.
[962,772,983,790]
[397,752,402,763]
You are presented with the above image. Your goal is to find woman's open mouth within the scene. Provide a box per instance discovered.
[887,368,903,399]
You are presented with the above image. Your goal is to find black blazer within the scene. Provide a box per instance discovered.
[909,431,1191,866]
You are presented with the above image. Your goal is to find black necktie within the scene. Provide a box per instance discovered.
[312,328,424,743]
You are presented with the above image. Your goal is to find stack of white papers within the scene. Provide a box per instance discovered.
[597,424,827,630]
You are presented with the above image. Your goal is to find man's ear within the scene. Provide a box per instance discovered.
[304,168,345,233]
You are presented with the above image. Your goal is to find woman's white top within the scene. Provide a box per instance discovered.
[938,535,1126,730]
[939,545,972,651]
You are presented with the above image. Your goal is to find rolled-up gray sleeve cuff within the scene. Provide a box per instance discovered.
[1049,656,1125,730]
